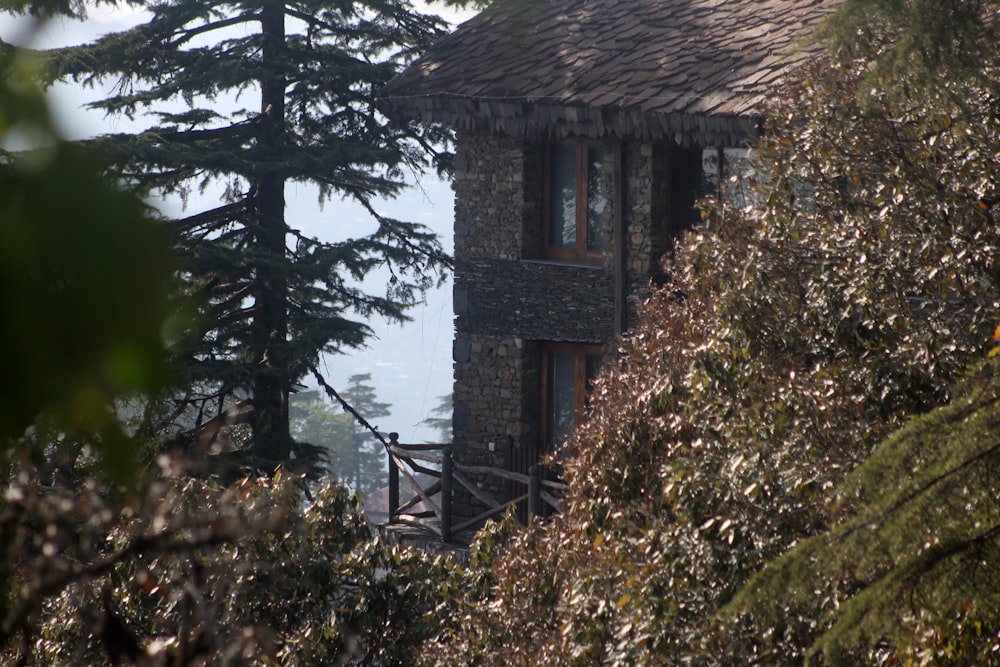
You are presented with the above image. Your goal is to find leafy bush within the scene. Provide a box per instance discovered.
[416,53,1000,665]
[4,465,467,666]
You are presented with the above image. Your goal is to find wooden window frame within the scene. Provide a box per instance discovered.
[542,142,606,263]
[540,342,603,454]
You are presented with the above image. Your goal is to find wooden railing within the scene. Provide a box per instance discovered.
[386,433,567,543]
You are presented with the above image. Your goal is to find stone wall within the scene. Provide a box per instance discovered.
[453,132,526,261]
[454,258,614,342]
[451,333,539,518]
[449,129,692,518]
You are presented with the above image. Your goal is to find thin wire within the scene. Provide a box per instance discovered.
[412,293,448,442]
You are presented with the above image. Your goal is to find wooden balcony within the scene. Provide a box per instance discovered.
[380,433,566,550]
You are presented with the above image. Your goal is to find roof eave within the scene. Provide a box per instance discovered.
[380,94,763,147]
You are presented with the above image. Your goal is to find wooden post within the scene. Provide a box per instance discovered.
[388,432,399,523]
[528,465,542,520]
[613,139,627,337]
[441,445,453,543]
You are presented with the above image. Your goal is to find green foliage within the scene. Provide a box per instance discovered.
[821,0,1000,90]
[719,17,1000,663]
[0,36,173,482]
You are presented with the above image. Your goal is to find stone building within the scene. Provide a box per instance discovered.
[382,0,837,520]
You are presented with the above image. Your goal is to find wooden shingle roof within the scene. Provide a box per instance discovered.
[382,0,839,145]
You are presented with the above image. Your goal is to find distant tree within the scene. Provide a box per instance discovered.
[338,373,391,492]
[290,389,351,457]
[2,0,457,468]
[419,393,452,443]
[290,386,386,492]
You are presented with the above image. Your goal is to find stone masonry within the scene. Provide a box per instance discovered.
[450,129,702,517]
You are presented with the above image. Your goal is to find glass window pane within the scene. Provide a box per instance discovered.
[584,353,602,409]
[702,147,721,194]
[549,144,577,249]
[547,349,576,450]
[586,146,606,251]
[722,147,755,209]
[585,354,602,386]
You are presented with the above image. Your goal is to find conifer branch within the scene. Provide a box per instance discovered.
[168,12,260,49]
[845,425,1000,539]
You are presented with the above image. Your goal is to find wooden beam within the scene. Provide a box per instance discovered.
[392,442,450,452]
[455,462,529,485]
[451,468,504,510]
[452,495,527,533]
[540,490,563,514]
[392,514,443,537]
[541,479,569,491]
[389,445,443,466]
[391,453,443,521]
[396,479,442,514]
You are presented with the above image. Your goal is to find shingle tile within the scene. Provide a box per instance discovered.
[382,0,840,142]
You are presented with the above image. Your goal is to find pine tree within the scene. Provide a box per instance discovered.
[340,373,390,492]
[6,0,458,466]
[419,392,452,443]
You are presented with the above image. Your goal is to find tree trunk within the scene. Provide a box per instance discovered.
[251,0,291,463]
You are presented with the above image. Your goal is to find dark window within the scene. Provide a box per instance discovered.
[541,343,603,453]
[544,142,606,262]
[701,147,756,210]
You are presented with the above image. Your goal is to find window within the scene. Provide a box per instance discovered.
[541,343,603,453]
[701,147,756,210]
[544,142,607,262]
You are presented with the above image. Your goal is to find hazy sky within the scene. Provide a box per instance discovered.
[2,2,478,444]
